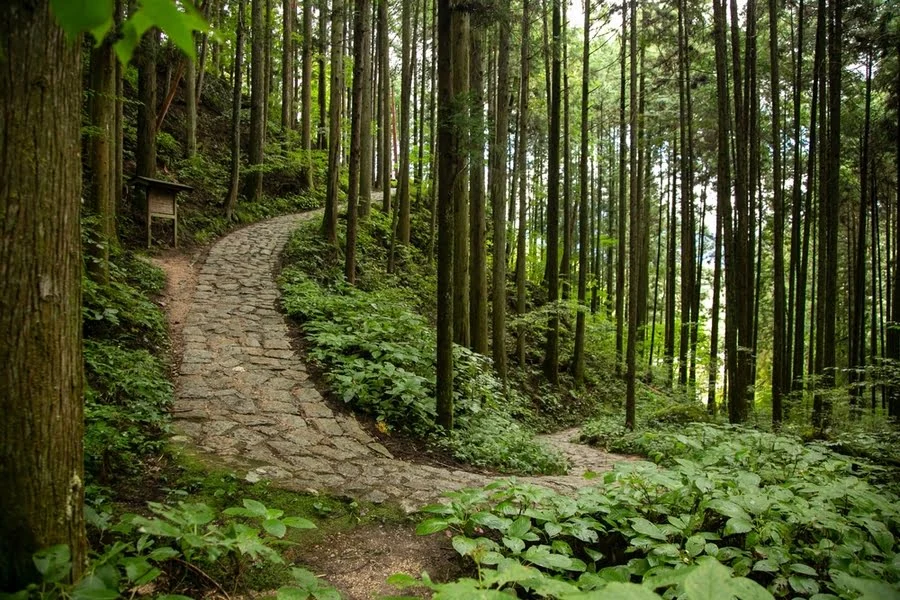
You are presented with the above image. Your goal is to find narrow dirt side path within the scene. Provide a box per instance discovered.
[158,211,628,514]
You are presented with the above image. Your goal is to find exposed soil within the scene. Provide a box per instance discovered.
[293,524,467,600]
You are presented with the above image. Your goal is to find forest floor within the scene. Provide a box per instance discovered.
[151,208,631,598]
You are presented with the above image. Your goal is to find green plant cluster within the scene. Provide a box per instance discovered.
[81,220,173,484]
[5,499,335,600]
[405,424,900,598]
[280,268,566,475]
[84,340,172,480]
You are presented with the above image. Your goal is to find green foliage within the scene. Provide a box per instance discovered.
[51,0,207,63]
[84,340,172,481]
[409,423,900,598]
[81,234,167,349]
[6,499,331,600]
[280,240,565,474]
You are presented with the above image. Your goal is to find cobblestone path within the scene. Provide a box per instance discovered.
[171,212,625,512]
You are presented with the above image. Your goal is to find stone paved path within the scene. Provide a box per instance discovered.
[171,212,625,512]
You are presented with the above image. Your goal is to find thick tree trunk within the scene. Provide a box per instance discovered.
[323,0,344,244]
[624,0,639,429]
[469,26,488,354]
[515,0,531,368]
[544,0,561,385]
[615,2,627,377]
[436,0,455,429]
[283,0,295,134]
[491,10,511,382]
[301,0,313,151]
[0,1,86,589]
[248,0,266,201]
[88,37,115,284]
[452,11,470,347]
[225,0,246,220]
[346,0,372,282]
[136,32,158,178]
[770,0,786,425]
[397,0,414,244]
[573,0,590,384]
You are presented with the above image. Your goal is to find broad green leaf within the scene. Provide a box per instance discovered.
[631,518,668,541]
[684,558,733,600]
[283,516,317,530]
[788,575,819,596]
[312,588,341,600]
[789,563,817,576]
[33,545,71,583]
[133,517,180,538]
[590,582,663,599]
[706,499,751,522]
[263,519,287,538]
[685,535,706,557]
[545,521,563,537]
[508,516,532,538]
[386,573,420,589]
[831,572,900,600]
[121,557,161,586]
[752,559,778,573]
[724,517,753,536]
[242,498,269,517]
[71,575,120,600]
[502,536,526,553]
[470,511,511,531]
[727,577,775,600]
[50,0,113,39]
[416,518,450,535]
[451,536,478,557]
[276,587,310,600]
[148,546,180,561]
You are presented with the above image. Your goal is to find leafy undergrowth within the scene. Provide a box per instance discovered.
[402,423,899,598]
[280,216,566,475]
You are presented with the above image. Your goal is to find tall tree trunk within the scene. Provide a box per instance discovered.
[515,0,531,368]
[301,0,313,150]
[225,0,246,221]
[677,0,694,387]
[323,0,344,244]
[452,11,470,347]
[87,36,115,284]
[0,1,86,588]
[436,0,456,429]
[248,0,266,201]
[136,32,158,178]
[615,2,627,377]
[346,0,372,282]
[708,194,723,413]
[624,0,638,429]
[282,0,295,132]
[664,143,677,385]
[469,26,488,354]
[573,0,591,384]
[358,0,374,216]
[492,10,511,382]
[544,0,562,385]
[379,0,391,212]
[317,0,328,149]
[770,0,786,426]
[813,0,842,431]
[398,0,415,245]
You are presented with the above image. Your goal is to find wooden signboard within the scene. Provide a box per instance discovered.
[132,177,193,248]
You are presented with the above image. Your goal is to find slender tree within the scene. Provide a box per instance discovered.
[544,0,562,385]
[323,0,344,244]
[248,0,266,201]
[573,0,591,384]
[225,0,246,221]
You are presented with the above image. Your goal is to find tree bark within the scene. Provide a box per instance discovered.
[515,0,531,368]
[136,31,158,178]
[544,0,562,385]
[491,9,511,382]
[323,0,344,245]
[573,0,590,384]
[0,1,86,588]
[469,26,488,354]
[282,0,295,133]
[452,11,470,347]
[248,0,266,201]
[225,0,246,221]
[436,0,456,429]
[346,0,372,282]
